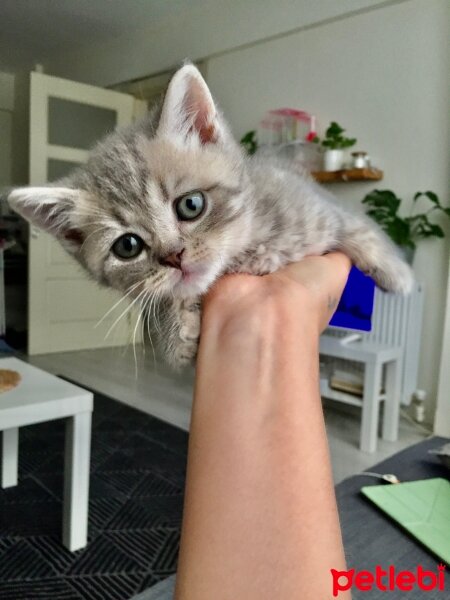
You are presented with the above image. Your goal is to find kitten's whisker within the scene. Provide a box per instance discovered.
[132,292,147,378]
[152,290,164,337]
[144,290,156,335]
[145,298,158,373]
[156,291,164,336]
[80,226,109,251]
[95,280,143,328]
[132,289,154,376]
[148,290,161,336]
[104,287,147,340]
[140,291,158,372]
[141,290,153,357]
[140,292,148,357]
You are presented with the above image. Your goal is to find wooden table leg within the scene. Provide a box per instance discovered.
[63,411,92,551]
[1,427,19,488]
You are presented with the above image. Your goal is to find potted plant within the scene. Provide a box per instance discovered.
[362,189,450,263]
[315,122,356,171]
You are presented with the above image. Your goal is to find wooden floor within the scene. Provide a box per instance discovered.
[29,345,427,484]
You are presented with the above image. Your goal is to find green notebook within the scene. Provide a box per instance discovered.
[361,478,450,564]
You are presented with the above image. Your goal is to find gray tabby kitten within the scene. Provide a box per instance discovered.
[8,64,413,368]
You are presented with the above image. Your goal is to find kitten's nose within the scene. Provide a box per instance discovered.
[159,248,185,270]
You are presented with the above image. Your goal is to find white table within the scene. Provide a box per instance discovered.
[0,357,93,551]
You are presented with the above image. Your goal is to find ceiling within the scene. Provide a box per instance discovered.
[0,0,195,72]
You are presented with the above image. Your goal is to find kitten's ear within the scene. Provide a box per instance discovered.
[157,63,230,146]
[8,187,85,250]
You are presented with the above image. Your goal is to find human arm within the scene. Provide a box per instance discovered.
[175,253,352,600]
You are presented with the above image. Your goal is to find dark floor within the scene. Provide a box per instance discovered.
[0,386,189,600]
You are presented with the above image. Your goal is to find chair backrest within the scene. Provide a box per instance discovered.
[324,282,424,405]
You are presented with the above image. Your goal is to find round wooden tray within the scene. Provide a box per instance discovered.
[0,369,21,393]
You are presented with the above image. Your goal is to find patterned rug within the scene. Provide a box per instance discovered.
[0,383,188,599]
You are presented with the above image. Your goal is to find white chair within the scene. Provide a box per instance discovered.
[319,282,424,453]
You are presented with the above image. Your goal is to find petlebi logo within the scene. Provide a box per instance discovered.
[331,564,446,596]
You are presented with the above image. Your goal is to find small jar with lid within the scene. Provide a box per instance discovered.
[351,151,369,169]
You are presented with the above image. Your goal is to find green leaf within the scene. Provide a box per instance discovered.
[341,137,357,148]
[361,192,374,204]
[326,122,344,137]
[365,191,413,247]
[366,209,391,225]
[240,130,255,143]
[321,121,356,149]
[404,239,416,250]
[240,130,258,155]
[385,217,411,246]
[363,190,401,214]
[424,191,440,205]
[431,224,445,237]
[367,208,390,218]
[406,214,423,223]
[362,190,381,203]
[420,223,445,238]
[412,213,445,239]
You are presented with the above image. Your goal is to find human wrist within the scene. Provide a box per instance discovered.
[202,278,321,354]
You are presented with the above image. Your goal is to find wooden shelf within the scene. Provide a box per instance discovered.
[312,168,383,183]
[319,377,386,407]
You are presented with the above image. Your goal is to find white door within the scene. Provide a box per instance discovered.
[28,71,146,354]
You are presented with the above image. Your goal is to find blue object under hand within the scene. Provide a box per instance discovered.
[329,266,375,332]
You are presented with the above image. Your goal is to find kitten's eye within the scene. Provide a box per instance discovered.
[112,234,144,260]
[175,191,205,221]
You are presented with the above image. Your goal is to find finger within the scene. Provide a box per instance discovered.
[322,251,352,277]
[321,252,352,294]
[276,252,351,293]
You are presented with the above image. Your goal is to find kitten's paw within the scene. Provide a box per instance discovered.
[178,301,201,342]
[168,338,199,369]
[164,298,201,369]
[390,259,414,294]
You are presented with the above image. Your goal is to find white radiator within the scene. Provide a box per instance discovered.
[322,282,424,405]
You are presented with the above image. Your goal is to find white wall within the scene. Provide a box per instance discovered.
[0,71,29,189]
[0,112,12,188]
[45,0,399,87]
[11,72,30,187]
[206,0,450,421]
[434,267,450,436]
[0,72,15,188]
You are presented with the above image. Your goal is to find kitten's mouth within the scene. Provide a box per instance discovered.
[180,265,204,284]
[172,263,211,294]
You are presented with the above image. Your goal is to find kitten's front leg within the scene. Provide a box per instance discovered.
[339,216,414,293]
[161,297,201,369]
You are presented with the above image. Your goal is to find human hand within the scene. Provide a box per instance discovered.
[203,252,351,336]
